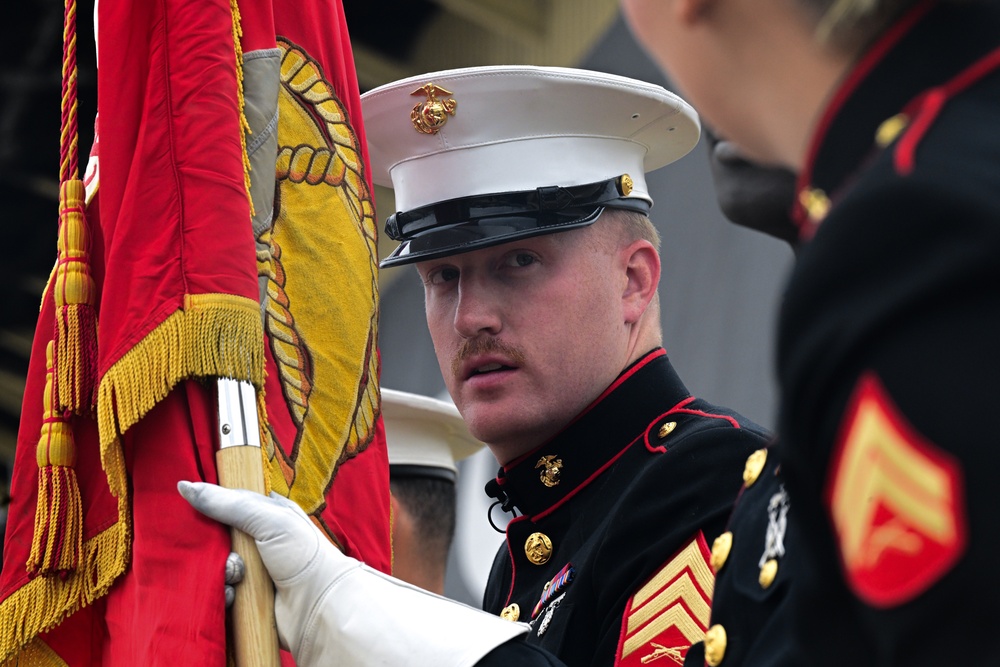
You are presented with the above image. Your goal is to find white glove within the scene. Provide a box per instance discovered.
[178,481,529,667]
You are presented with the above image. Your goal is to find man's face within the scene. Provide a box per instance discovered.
[619,0,776,165]
[416,224,630,463]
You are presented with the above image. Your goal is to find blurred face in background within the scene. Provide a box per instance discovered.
[621,0,861,170]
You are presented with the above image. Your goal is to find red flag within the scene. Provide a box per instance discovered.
[0,0,390,663]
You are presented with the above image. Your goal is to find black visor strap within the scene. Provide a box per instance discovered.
[385,175,638,241]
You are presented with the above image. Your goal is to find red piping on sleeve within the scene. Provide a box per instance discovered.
[894,46,1000,175]
[645,397,742,454]
[793,0,937,232]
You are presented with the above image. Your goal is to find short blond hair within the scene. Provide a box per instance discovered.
[802,0,955,51]
[593,208,662,252]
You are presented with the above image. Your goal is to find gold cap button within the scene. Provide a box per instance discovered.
[742,448,768,487]
[704,624,728,666]
[525,532,553,565]
[710,532,733,572]
[618,173,634,196]
[500,603,520,622]
[658,421,677,438]
[759,558,778,589]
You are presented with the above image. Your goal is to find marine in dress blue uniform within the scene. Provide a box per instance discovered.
[361,66,773,666]
[480,348,769,666]
[686,1,1000,665]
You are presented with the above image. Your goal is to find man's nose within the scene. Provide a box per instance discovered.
[453,277,502,338]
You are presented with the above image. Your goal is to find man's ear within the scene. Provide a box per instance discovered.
[621,239,661,325]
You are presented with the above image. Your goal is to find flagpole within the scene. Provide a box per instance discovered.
[215,378,282,667]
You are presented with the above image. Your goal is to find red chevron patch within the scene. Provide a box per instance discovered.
[826,372,967,607]
[615,534,714,666]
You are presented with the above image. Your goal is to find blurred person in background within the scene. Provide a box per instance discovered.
[620,0,1000,664]
[382,387,483,595]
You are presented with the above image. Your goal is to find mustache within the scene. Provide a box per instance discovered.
[452,337,526,378]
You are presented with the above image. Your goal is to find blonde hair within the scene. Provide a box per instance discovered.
[594,207,662,252]
[804,0,913,50]
[590,207,663,338]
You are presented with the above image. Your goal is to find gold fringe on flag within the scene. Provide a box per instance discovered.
[2,294,262,663]
[0,515,130,665]
[27,341,84,577]
[3,636,67,666]
[53,179,98,415]
[96,293,265,492]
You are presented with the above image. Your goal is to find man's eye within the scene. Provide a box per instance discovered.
[504,253,537,268]
[428,267,459,285]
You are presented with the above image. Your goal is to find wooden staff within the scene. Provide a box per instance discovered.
[215,378,281,666]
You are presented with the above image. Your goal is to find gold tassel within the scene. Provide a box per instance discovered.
[230,0,254,217]
[53,179,98,415]
[28,341,84,577]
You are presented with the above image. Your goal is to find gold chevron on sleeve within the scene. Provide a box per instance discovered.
[632,538,715,607]
[619,536,715,662]
[622,602,707,659]
[626,573,711,635]
[829,374,961,570]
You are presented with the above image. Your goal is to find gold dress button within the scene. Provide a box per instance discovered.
[876,113,909,147]
[798,187,831,224]
[759,558,778,589]
[525,532,553,565]
[500,603,520,622]
[710,532,733,572]
[742,449,768,487]
[704,624,728,666]
[658,421,677,438]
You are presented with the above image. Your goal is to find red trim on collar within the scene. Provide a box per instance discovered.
[644,398,741,454]
[794,0,937,233]
[595,348,668,405]
[894,45,1000,174]
[502,348,668,471]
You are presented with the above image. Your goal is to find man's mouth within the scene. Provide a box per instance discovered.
[452,337,526,380]
[471,362,510,376]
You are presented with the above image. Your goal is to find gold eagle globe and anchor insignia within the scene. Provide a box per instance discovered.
[410,83,457,135]
[536,454,564,488]
[259,39,381,542]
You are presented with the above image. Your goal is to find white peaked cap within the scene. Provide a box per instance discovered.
[381,388,486,482]
[362,65,700,209]
[361,65,701,267]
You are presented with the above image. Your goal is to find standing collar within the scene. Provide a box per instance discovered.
[794,0,1000,234]
[491,348,690,518]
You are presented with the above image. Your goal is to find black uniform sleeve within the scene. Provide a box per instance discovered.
[475,638,567,666]
[778,140,1000,665]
